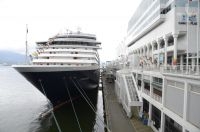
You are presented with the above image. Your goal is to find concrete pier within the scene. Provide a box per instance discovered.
[102,73,153,132]
[102,75,136,132]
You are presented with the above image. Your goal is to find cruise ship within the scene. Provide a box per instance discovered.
[13,30,101,106]
[114,0,200,132]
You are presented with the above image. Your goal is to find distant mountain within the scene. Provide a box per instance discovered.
[0,50,26,65]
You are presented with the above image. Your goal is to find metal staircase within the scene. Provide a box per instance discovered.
[115,71,142,118]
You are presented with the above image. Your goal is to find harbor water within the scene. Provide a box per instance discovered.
[0,66,104,132]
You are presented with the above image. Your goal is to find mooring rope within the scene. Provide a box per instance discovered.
[73,78,96,110]
[70,77,111,132]
[63,77,83,132]
[73,78,103,130]
[38,79,62,132]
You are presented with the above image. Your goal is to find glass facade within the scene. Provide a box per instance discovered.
[165,115,182,132]
[175,0,197,7]
[127,0,162,41]
[143,98,149,113]
[130,9,160,37]
[127,0,198,38]
[128,0,157,32]
[152,105,161,130]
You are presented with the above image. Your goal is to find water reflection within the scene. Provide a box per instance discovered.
[40,90,104,132]
[0,66,104,132]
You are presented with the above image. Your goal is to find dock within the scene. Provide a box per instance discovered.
[102,74,135,132]
[102,73,153,132]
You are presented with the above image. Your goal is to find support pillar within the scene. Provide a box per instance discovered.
[157,40,161,67]
[180,55,184,71]
[152,43,154,64]
[142,48,143,57]
[183,82,189,131]
[150,76,153,97]
[147,44,150,59]
[141,73,144,92]
[160,112,165,132]
[173,34,178,65]
[164,37,168,66]
[192,54,195,71]
[180,55,183,66]
[139,50,141,63]
[139,49,141,57]
[162,77,166,106]
[148,103,152,126]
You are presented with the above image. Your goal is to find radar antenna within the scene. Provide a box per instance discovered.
[65,28,72,34]
[77,27,81,33]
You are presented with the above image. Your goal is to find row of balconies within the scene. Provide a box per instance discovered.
[136,74,163,103]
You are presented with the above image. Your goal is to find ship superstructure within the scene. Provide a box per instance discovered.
[115,0,200,132]
[32,31,100,66]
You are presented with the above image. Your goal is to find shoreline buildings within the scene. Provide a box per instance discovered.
[115,0,200,132]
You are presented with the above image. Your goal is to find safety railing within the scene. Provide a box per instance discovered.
[143,89,150,96]
[132,65,200,76]
[161,65,200,76]
[152,93,162,103]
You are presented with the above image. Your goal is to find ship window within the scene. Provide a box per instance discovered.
[61,63,63,65]
[47,63,49,65]
[74,57,77,59]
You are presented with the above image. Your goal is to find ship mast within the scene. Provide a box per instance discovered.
[197,0,199,74]
[25,24,28,64]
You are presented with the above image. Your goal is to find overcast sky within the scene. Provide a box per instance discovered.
[0,0,141,62]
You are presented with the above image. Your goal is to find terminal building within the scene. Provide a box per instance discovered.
[115,0,200,132]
